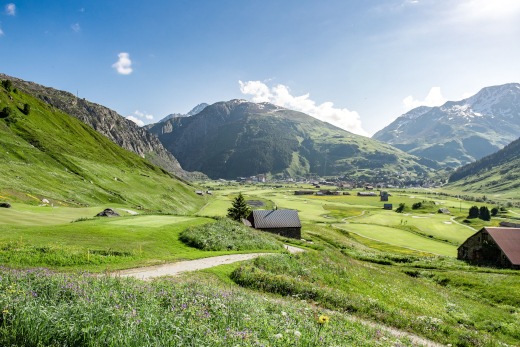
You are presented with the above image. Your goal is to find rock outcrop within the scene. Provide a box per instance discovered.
[96,208,120,217]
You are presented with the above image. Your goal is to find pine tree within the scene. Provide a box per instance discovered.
[227,193,251,222]
[468,206,479,219]
[479,206,491,221]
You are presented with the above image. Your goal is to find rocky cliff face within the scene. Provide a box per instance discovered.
[0,73,184,176]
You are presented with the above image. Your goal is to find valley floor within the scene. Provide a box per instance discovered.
[1,183,520,346]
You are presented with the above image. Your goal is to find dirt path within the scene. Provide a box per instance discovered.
[450,216,477,231]
[114,245,304,280]
[113,244,442,346]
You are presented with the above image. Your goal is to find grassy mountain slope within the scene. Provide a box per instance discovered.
[448,136,520,194]
[0,73,185,177]
[0,81,202,213]
[149,100,436,180]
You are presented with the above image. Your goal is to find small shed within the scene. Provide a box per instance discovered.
[247,209,301,239]
[457,227,520,269]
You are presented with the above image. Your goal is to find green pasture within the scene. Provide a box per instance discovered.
[0,215,253,271]
[334,223,457,256]
[0,203,133,226]
[352,210,476,244]
[196,185,492,252]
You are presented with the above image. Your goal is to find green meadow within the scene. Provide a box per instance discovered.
[1,181,520,346]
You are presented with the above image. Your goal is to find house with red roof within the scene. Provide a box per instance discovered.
[458,227,520,269]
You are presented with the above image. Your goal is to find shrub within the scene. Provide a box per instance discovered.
[412,202,422,210]
[179,218,283,251]
[22,103,31,115]
[395,203,406,213]
[0,106,13,119]
[491,207,499,216]
[1,79,13,92]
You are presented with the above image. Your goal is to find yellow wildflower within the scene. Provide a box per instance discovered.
[317,314,329,324]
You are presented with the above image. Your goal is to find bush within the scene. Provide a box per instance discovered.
[412,202,422,210]
[22,103,31,115]
[491,207,499,216]
[1,79,13,92]
[0,106,13,119]
[179,218,283,251]
[395,203,406,213]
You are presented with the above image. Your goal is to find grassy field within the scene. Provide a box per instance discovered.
[1,181,520,346]
[334,223,457,256]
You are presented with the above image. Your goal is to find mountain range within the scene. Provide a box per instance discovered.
[147,99,435,180]
[373,83,520,167]
[4,72,520,192]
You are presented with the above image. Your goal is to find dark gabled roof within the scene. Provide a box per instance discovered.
[485,227,520,265]
[252,209,301,229]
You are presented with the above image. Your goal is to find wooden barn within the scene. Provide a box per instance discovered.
[247,209,301,239]
[457,227,520,269]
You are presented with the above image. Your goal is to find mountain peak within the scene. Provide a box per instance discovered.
[373,83,520,167]
[159,103,209,123]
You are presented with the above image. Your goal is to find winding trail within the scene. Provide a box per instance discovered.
[450,216,477,231]
[114,245,304,281]
[112,245,443,346]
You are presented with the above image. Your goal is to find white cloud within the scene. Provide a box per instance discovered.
[71,23,81,32]
[0,28,4,36]
[133,110,154,120]
[402,87,446,111]
[239,80,367,136]
[126,115,144,127]
[112,52,133,75]
[5,3,15,16]
[453,0,520,22]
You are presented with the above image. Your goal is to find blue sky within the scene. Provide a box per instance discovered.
[1,0,520,136]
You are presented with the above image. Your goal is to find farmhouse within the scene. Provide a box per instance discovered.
[458,227,520,269]
[294,190,315,195]
[247,209,301,239]
[357,192,377,197]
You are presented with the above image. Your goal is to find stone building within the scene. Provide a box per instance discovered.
[457,227,520,269]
